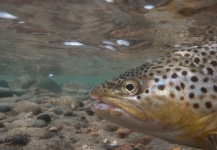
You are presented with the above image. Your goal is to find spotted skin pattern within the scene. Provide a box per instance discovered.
[90,44,217,149]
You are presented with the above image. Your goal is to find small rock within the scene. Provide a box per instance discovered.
[37,114,51,123]
[172,147,182,150]
[105,124,119,132]
[111,140,118,147]
[33,119,47,127]
[32,106,43,115]
[0,112,6,120]
[0,80,9,88]
[115,144,133,150]
[32,77,62,93]
[89,131,99,137]
[38,132,55,139]
[115,128,132,138]
[54,96,79,109]
[70,135,79,143]
[85,109,94,116]
[13,101,39,115]
[64,111,76,116]
[4,134,30,145]
[130,135,152,145]
[0,122,5,128]
[0,105,12,113]
[52,108,63,115]
[49,127,58,132]
[0,88,13,98]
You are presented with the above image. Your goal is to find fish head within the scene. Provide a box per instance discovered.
[90,63,187,133]
[90,44,217,149]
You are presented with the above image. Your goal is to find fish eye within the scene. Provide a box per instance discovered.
[123,80,139,95]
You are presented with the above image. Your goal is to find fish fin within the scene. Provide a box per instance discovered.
[207,134,217,150]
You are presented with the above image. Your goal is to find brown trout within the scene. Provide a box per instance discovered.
[90,44,217,149]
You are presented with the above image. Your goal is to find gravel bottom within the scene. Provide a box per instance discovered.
[0,89,201,150]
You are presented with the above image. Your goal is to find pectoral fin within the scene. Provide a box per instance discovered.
[207,134,217,150]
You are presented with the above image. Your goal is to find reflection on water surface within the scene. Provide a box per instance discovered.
[0,0,216,84]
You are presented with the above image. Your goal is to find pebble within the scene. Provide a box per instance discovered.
[32,106,43,115]
[52,108,63,115]
[111,140,118,147]
[0,112,6,120]
[54,96,80,109]
[0,105,12,113]
[115,128,132,138]
[37,114,51,123]
[13,101,39,115]
[130,135,152,145]
[4,134,30,145]
[63,111,76,116]
[0,80,9,88]
[85,109,94,116]
[115,144,133,150]
[70,135,79,143]
[33,119,47,127]
[49,126,58,132]
[0,122,5,128]
[172,147,182,150]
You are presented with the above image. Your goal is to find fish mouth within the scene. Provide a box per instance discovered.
[91,93,148,121]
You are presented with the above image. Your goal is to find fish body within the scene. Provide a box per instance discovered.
[90,44,217,149]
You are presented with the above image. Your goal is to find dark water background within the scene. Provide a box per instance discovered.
[0,0,217,85]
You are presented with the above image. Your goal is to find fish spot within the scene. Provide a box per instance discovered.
[154,78,159,82]
[210,61,217,67]
[184,60,189,64]
[210,95,216,100]
[206,68,214,75]
[190,85,195,89]
[137,95,141,99]
[169,82,174,87]
[201,52,206,56]
[171,73,178,78]
[182,71,187,76]
[175,86,180,91]
[191,69,196,72]
[210,51,216,55]
[170,93,175,98]
[193,103,199,109]
[162,75,167,79]
[191,76,198,82]
[166,60,171,64]
[194,57,200,64]
[201,87,207,93]
[156,70,161,74]
[158,85,165,90]
[184,53,190,57]
[145,89,149,93]
[213,85,217,92]
[180,96,184,101]
[193,49,198,53]
[149,73,154,76]
[180,82,185,89]
[166,68,171,72]
[205,101,212,109]
[189,93,195,99]
[152,66,164,69]
[203,77,209,82]
[175,68,181,71]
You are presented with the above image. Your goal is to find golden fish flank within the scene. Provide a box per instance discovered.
[90,44,217,150]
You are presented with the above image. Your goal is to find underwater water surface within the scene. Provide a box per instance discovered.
[0,0,217,85]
